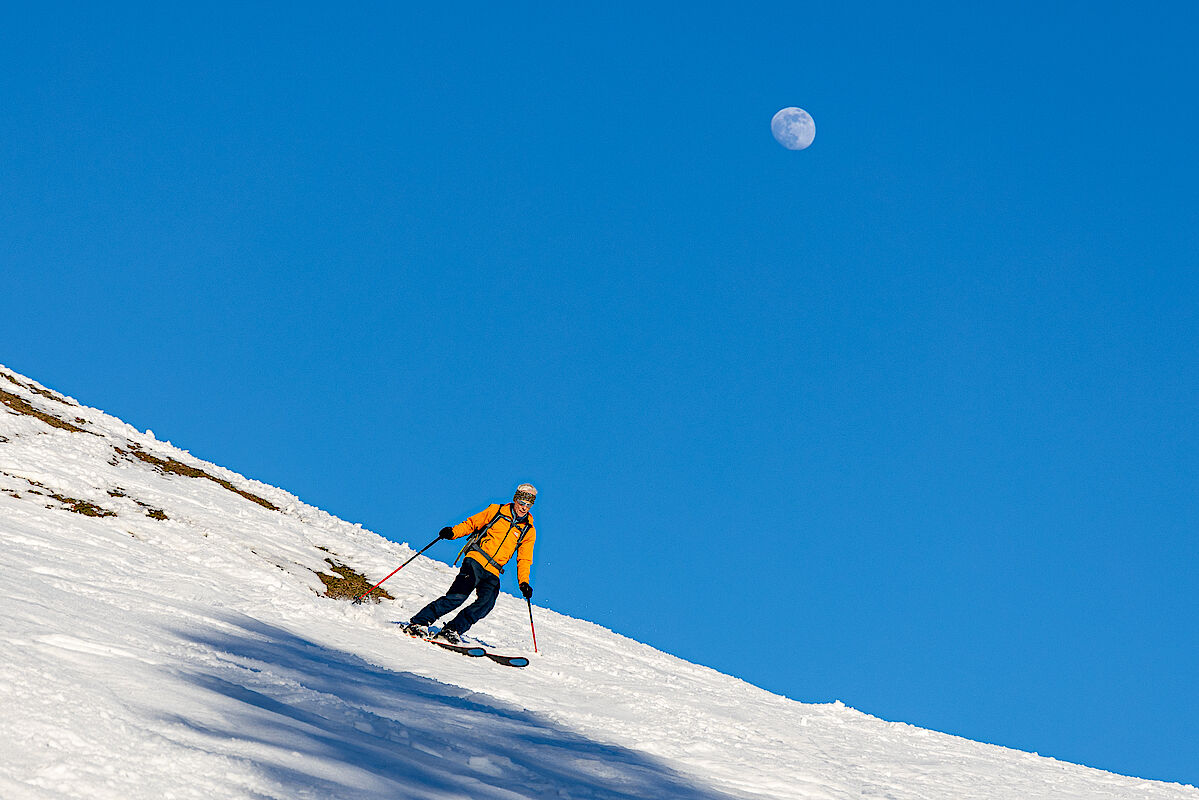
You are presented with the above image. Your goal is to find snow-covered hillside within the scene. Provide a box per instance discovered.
[1,364,1194,800]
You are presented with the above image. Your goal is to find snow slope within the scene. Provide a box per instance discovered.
[1,364,1194,800]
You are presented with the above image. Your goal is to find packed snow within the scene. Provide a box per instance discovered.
[1,364,1194,800]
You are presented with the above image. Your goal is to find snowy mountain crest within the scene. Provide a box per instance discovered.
[1,363,1195,800]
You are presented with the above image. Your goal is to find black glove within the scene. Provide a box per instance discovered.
[438,526,455,540]
[519,582,533,599]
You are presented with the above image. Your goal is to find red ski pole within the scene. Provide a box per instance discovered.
[353,536,440,604]
[526,598,538,653]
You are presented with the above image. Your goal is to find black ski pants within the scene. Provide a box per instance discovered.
[410,557,500,634]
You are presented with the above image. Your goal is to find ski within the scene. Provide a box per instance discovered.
[484,652,530,668]
[429,639,487,658]
[400,625,529,667]
[428,640,529,667]
[401,627,486,657]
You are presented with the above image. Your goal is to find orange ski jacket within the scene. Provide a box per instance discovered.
[449,502,536,585]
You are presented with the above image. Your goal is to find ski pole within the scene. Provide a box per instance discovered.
[352,536,440,604]
[526,597,538,653]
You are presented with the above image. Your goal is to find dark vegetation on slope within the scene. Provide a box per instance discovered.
[1,472,170,520]
[108,488,169,520]
[2,369,276,514]
[315,549,393,603]
[48,491,118,517]
[0,387,90,433]
[116,444,280,512]
[1,372,76,406]
[1,472,118,517]
[3,369,390,605]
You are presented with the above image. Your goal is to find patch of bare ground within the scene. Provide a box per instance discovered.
[316,556,393,603]
[114,443,279,511]
[0,387,89,433]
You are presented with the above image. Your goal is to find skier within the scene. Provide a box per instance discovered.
[403,483,538,644]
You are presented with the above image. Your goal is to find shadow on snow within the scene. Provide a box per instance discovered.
[161,614,745,800]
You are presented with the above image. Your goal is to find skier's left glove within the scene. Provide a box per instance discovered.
[519,582,533,599]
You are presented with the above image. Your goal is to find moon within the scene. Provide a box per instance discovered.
[771,107,815,150]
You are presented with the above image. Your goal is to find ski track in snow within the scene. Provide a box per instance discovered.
[1,364,1196,800]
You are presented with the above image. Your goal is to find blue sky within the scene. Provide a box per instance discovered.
[3,1,1196,786]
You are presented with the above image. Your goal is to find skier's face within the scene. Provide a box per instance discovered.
[513,496,534,516]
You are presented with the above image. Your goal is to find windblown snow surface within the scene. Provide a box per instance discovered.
[0,364,1194,800]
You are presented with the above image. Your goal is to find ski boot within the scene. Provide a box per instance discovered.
[432,628,461,645]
